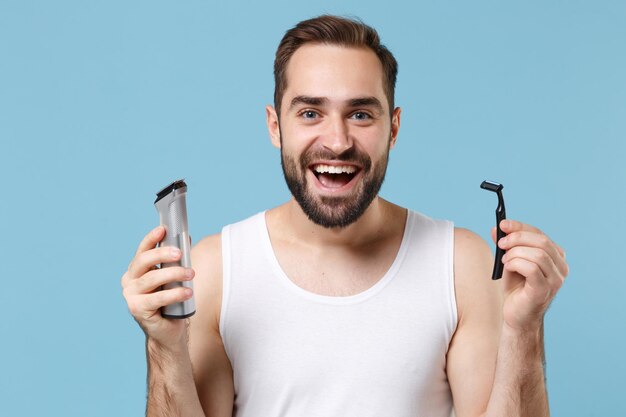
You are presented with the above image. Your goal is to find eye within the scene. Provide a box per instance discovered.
[300,110,319,119]
[350,111,372,121]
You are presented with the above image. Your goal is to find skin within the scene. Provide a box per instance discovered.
[121,43,568,417]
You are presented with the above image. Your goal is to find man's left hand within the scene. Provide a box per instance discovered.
[492,220,569,332]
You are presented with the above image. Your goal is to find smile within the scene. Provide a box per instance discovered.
[309,163,362,191]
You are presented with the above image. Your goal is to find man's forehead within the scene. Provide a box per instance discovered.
[282,43,386,106]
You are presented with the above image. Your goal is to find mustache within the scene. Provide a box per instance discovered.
[299,148,372,170]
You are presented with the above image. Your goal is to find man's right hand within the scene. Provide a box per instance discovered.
[121,225,195,349]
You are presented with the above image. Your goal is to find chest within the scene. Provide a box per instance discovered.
[226,286,454,416]
[272,239,402,297]
[221,212,456,416]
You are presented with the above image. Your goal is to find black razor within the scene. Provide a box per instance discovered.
[480,180,506,280]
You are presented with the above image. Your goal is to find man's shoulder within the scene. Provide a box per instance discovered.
[192,210,268,259]
[225,210,266,230]
[193,232,221,255]
[194,210,266,247]
[403,208,455,237]
[452,226,502,322]
[453,227,493,288]
[454,227,491,257]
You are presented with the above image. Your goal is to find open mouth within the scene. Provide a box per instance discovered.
[310,163,361,189]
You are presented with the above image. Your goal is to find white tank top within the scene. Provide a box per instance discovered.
[219,210,457,417]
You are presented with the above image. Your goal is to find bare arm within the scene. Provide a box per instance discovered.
[122,228,233,417]
[449,222,568,417]
[483,220,567,416]
[483,323,547,416]
[187,234,234,416]
[447,228,503,417]
[146,336,206,417]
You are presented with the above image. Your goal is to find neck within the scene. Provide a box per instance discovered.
[269,196,404,248]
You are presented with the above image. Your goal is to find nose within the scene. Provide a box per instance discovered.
[320,114,353,155]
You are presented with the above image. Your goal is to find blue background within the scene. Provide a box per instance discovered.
[1,1,624,415]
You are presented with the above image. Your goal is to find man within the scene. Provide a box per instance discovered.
[121,15,569,417]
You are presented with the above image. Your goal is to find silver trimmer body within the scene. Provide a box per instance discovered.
[154,179,196,319]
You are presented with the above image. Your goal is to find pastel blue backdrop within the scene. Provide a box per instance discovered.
[1,1,624,415]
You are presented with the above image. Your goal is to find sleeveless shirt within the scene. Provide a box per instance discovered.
[219,210,457,417]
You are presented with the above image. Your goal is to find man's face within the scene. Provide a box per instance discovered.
[268,43,400,228]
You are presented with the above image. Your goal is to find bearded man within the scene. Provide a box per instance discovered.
[122,15,569,417]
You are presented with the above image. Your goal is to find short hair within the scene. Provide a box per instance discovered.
[273,15,398,117]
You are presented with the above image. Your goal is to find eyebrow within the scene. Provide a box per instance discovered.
[289,96,327,110]
[289,95,384,113]
[348,97,383,112]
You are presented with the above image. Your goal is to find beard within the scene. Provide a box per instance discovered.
[280,143,389,229]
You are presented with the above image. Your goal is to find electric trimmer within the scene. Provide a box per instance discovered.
[154,179,196,318]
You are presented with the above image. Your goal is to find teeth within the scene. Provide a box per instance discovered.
[313,164,357,174]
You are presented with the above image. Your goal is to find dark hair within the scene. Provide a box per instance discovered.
[273,15,398,117]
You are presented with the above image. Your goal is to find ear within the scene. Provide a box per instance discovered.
[266,105,281,149]
[389,107,402,149]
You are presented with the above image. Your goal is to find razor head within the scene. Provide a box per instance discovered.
[480,180,503,193]
[155,179,187,204]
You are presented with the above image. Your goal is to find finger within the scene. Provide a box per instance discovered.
[498,231,564,270]
[493,220,541,245]
[500,220,566,259]
[551,242,568,275]
[128,246,182,279]
[504,257,548,292]
[498,231,568,277]
[502,246,561,284]
[134,226,166,258]
[121,271,130,288]
[554,243,566,259]
[142,287,194,313]
[499,219,543,235]
[133,267,194,294]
